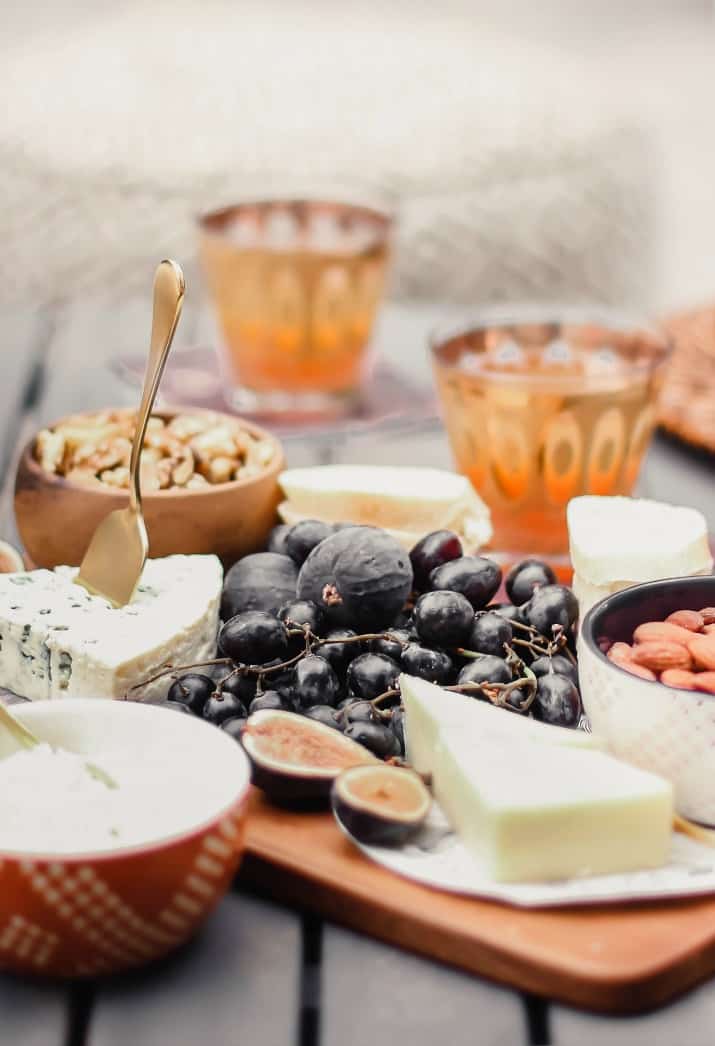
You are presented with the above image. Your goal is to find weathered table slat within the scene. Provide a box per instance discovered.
[0,976,67,1046]
[552,978,715,1046]
[321,925,528,1046]
[88,894,302,1046]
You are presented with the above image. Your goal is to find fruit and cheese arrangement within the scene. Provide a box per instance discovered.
[2,448,715,899]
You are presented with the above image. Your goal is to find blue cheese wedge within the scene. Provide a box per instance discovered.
[400,675,598,777]
[0,555,222,701]
[434,736,673,882]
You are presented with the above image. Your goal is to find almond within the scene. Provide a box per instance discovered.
[666,610,705,632]
[693,671,715,695]
[687,635,715,672]
[607,642,635,664]
[660,669,699,691]
[699,608,715,626]
[633,621,695,647]
[631,641,693,672]
[620,660,657,681]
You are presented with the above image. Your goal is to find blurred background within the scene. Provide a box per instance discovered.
[1,0,714,312]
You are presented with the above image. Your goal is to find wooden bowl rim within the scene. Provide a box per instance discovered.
[18,406,285,499]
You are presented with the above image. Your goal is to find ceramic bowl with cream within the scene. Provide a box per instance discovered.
[0,699,251,977]
[579,575,715,824]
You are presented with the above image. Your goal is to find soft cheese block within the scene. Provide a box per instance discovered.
[0,555,222,701]
[400,675,598,777]
[277,465,493,550]
[568,496,713,620]
[434,736,673,881]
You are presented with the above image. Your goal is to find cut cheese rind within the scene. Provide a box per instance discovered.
[0,555,222,701]
[278,465,492,547]
[400,675,597,777]
[568,496,712,587]
[433,737,673,881]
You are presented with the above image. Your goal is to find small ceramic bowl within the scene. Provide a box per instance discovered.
[14,407,285,568]
[0,700,251,977]
[579,575,715,823]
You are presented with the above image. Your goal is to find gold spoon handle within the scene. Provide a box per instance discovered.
[0,701,38,750]
[128,260,186,513]
[674,813,715,847]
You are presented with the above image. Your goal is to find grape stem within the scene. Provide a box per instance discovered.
[125,658,234,695]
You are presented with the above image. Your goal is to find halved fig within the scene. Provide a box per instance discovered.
[332,763,430,845]
[241,709,376,805]
[0,540,24,573]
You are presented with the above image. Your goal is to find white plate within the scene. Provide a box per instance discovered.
[336,801,715,908]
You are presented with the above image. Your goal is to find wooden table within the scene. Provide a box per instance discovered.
[2,298,715,1046]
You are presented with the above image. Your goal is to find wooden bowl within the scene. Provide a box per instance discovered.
[0,700,250,977]
[14,408,285,569]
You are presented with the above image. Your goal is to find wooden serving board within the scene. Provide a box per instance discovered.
[240,790,715,1014]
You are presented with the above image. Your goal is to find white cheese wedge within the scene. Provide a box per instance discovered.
[434,736,673,881]
[0,555,222,701]
[400,675,598,778]
[568,496,713,619]
[277,466,493,549]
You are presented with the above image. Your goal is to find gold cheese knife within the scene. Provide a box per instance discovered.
[75,260,185,607]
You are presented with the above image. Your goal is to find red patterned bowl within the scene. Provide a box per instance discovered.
[0,700,251,977]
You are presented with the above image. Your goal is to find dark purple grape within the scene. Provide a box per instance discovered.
[278,599,325,635]
[314,629,361,677]
[344,721,400,759]
[339,699,375,723]
[293,655,341,709]
[218,671,257,705]
[524,585,579,636]
[219,611,289,664]
[154,699,193,714]
[428,556,501,610]
[203,690,247,725]
[401,643,454,684]
[457,656,511,688]
[391,706,405,755]
[370,629,411,661]
[529,655,579,688]
[505,558,557,606]
[221,716,247,740]
[285,519,335,565]
[409,530,463,590]
[248,690,285,714]
[167,673,214,715]
[347,653,401,701]
[467,612,513,657]
[267,524,291,556]
[503,687,530,713]
[485,602,525,624]
[532,674,581,727]
[304,705,343,730]
[390,609,417,633]
[221,553,298,619]
[413,590,474,647]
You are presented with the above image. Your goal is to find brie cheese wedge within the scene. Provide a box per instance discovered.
[277,465,493,550]
[434,736,673,882]
[568,496,713,620]
[0,555,222,701]
[400,675,598,778]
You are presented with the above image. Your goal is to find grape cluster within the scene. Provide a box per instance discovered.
[146,523,582,759]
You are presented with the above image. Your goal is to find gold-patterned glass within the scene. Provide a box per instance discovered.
[431,309,671,561]
[199,200,392,415]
